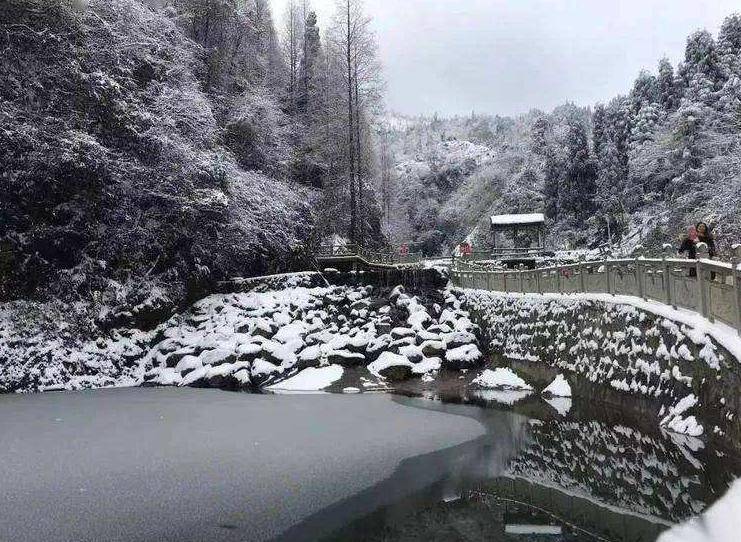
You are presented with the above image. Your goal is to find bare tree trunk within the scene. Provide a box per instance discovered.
[289,4,295,108]
[345,0,357,244]
[301,0,308,105]
[380,131,393,231]
[354,56,363,246]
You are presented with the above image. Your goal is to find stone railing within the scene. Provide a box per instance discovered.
[451,244,741,334]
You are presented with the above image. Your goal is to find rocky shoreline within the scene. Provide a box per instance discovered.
[3,271,741,453]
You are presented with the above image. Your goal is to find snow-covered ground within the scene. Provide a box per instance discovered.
[659,479,741,542]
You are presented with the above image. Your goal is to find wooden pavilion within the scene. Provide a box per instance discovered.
[490,213,546,254]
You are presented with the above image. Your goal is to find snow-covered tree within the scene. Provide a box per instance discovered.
[658,57,679,112]
[560,120,597,222]
[297,10,322,117]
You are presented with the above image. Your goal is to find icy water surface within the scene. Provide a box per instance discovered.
[289,393,741,542]
[0,388,738,542]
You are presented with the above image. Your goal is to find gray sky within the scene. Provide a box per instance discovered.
[270,0,739,117]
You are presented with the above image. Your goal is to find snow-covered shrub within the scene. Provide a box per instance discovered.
[0,0,317,305]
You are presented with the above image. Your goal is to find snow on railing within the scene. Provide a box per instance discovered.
[451,244,741,334]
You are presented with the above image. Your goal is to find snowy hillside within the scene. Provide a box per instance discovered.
[379,17,741,256]
[0,0,387,307]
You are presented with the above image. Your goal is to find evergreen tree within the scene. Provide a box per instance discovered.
[718,13,741,77]
[560,121,597,222]
[657,57,678,112]
[717,14,741,127]
[543,154,562,221]
[592,104,607,157]
[631,103,660,147]
[631,70,659,112]
[680,30,723,105]
[530,115,551,157]
[297,10,321,116]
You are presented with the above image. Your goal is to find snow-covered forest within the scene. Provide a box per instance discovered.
[380,17,741,256]
[2,1,741,304]
[1,0,385,309]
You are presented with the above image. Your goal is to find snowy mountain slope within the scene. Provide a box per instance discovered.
[380,17,741,256]
[0,0,317,306]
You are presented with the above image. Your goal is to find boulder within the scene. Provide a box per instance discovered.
[389,336,416,350]
[444,344,483,369]
[165,347,196,368]
[399,344,424,363]
[366,335,392,362]
[442,331,477,350]
[327,350,366,367]
[421,340,446,358]
[368,351,415,382]
[378,365,413,382]
[391,327,415,339]
[252,319,277,339]
[376,322,392,335]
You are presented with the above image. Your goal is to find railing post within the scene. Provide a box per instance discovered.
[662,243,674,308]
[487,269,492,291]
[519,264,525,293]
[536,268,542,294]
[557,265,562,293]
[605,257,613,296]
[733,244,741,335]
[578,255,586,293]
[696,242,710,320]
[634,245,645,300]
[503,270,508,293]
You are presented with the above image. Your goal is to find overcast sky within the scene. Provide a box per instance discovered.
[269,0,739,117]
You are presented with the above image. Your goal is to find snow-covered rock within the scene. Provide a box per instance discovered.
[368,352,415,381]
[542,374,572,398]
[267,365,343,393]
[445,344,482,366]
[472,368,533,390]
[660,394,704,437]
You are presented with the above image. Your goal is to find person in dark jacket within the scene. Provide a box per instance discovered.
[679,222,716,259]
[679,226,699,260]
[679,222,717,278]
[696,222,716,258]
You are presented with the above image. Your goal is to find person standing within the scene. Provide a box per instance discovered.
[679,222,717,277]
[679,226,699,260]
[695,222,717,258]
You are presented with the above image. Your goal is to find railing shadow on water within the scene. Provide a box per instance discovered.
[450,244,741,335]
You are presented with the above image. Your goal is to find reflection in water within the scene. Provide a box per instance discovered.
[506,419,708,524]
[543,396,572,416]
[307,397,740,542]
[470,388,533,406]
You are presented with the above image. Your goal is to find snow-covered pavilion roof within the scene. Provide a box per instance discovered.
[490,213,545,227]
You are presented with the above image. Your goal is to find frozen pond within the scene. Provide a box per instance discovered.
[1,388,738,541]
[0,389,483,542]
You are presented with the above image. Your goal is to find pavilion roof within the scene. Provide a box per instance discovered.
[490,213,545,227]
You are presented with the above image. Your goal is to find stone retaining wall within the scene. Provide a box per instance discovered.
[454,288,741,448]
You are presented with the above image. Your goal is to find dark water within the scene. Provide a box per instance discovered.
[283,393,741,542]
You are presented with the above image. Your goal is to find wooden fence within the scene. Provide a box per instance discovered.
[451,245,741,334]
